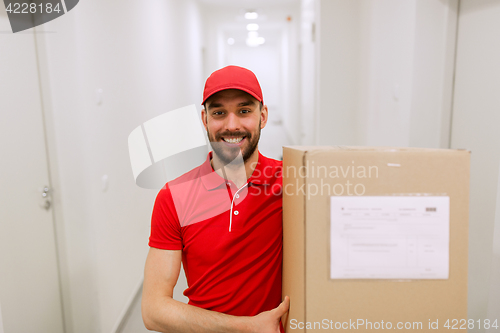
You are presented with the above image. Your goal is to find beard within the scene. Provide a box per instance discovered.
[207,119,261,165]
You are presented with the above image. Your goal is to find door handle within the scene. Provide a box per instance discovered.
[40,186,51,210]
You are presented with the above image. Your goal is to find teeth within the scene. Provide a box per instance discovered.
[223,137,243,144]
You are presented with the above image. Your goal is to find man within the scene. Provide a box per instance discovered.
[142,65,289,333]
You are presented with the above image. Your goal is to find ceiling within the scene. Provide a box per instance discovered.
[197,0,299,8]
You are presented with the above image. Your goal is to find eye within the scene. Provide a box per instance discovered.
[240,109,251,114]
[212,110,224,116]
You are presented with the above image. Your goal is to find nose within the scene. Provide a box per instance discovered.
[225,112,241,132]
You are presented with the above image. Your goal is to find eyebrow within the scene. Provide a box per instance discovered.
[207,100,256,110]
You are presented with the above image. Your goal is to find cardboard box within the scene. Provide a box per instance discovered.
[282,146,470,332]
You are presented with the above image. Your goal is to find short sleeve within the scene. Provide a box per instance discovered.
[148,184,183,250]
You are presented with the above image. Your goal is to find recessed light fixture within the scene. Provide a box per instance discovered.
[227,38,235,45]
[245,11,258,20]
[246,23,259,31]
[246,32,265,47]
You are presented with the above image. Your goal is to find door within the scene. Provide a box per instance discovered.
[0,8,64,333]
[449,0,500,325]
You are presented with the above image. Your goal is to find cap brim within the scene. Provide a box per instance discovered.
[201,87,263,105]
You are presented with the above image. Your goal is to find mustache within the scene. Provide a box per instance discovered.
[215,131,251,139]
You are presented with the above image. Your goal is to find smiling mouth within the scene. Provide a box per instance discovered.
[222,136,245,144]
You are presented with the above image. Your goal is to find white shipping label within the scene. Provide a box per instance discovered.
[330,196,450,279]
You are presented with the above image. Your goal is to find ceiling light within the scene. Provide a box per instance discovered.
[245,11,258,20]
[227,38,235,45]
[246,23,259,31]
[246,32,265,47]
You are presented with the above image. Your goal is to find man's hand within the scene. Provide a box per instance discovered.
[247,296,290,333]
[142,247,290,333]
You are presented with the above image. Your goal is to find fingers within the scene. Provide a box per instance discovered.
[282,296,290,311]
[274,296,290,317]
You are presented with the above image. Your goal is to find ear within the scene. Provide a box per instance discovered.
[260,104,269,129]
[201,108,208,131]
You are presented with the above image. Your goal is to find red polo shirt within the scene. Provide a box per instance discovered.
[149,151,283,317]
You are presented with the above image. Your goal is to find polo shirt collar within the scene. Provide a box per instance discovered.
[200,151,272,190]
[247,151,273,186]
[200,151,226,190]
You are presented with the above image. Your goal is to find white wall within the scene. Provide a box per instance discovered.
[409,0,458,148]
[359,0,418,147]
[226,44,282,121]
[298,0,317,145]
[201,3,300,144]
[488,167,500,329]
[281,9,300,145]
[317,0,362,145]
[315,0,457,148]
[36,1,203,332]
[450,0,500,324]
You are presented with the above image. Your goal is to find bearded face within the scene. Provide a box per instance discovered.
[206,118,261,165]
[203,89,266,166]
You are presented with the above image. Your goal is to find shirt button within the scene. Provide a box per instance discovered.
[235,194,240,198]
[234,210,239,215]
[227,182,231,186]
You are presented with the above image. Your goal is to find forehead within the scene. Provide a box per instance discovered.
[206,89,259,108]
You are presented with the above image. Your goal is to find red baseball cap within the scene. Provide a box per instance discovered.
[202,65,263,105]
